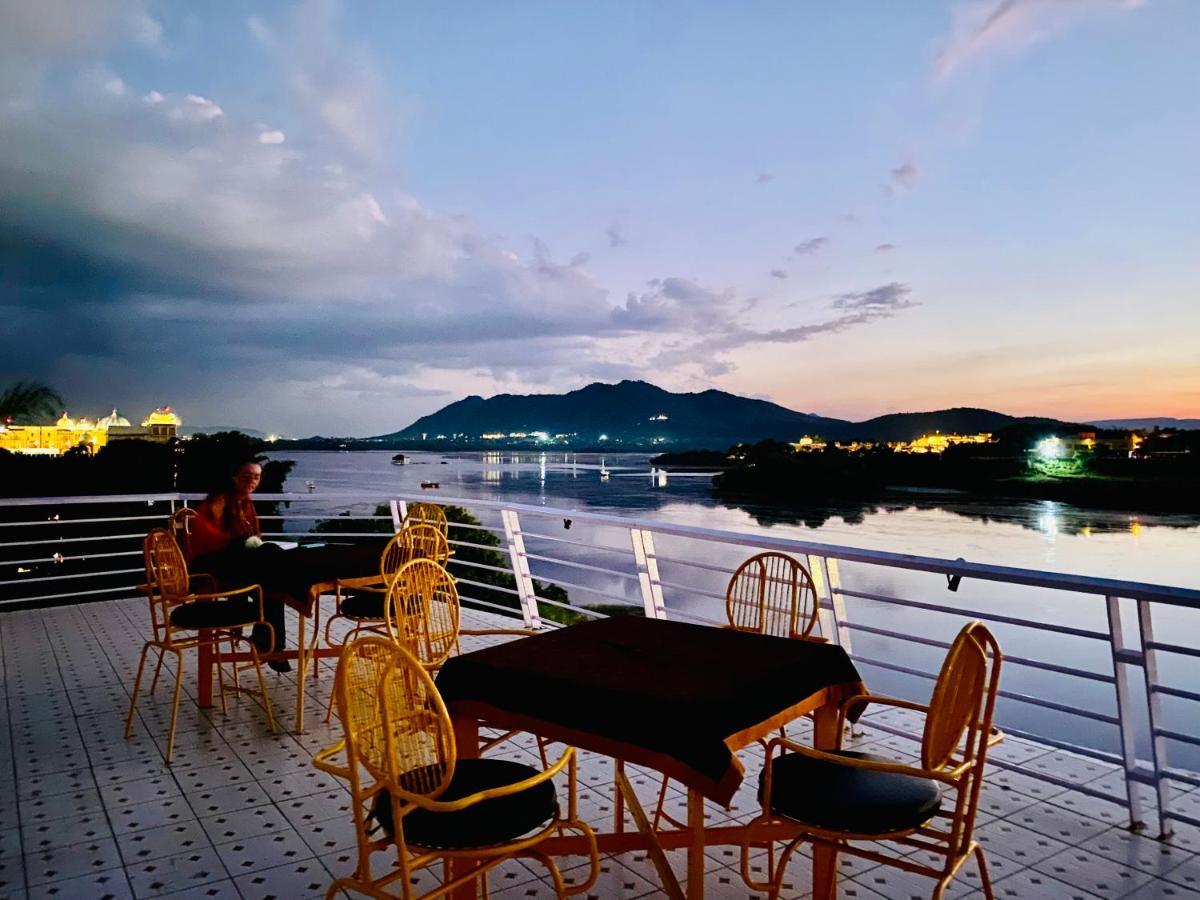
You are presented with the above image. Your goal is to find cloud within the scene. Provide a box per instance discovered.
[770,269,788,280]
[246,15,276,48]
[934,0,1146,82]
[875,242,896,253]
[142,89,164,104]
[793,237,829,256]
[830,282,915,313]
[756,172,774,184]
[129,12,162,50]
[103,74,126,96]
[606,223,627,248]
[887,161,919,194]
[611,278,735,331]
[257,129,286,145]
[648,282,918,374]
[168,94,224,123]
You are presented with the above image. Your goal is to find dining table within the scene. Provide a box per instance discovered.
[193,540,385,731]
[435,615,867,900]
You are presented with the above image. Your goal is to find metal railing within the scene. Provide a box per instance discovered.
[2,489,1199,837]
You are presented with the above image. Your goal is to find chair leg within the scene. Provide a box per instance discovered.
[525,850,566,898]
[247,640,278,735]
[148,645,166,695]
[165,648,186,763]
[214,638,229,716]
[973,843,996,900]
[651,774,672,831]
[768,835,807,900]
[124,641,154,739]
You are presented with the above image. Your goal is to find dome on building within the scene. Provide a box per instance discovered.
[98,409,131,429]
[142,406,183,427]
[56,412,75,429]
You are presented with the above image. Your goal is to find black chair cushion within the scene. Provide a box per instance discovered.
[169,597,260,629]
[339,590,386,620]
[369,758,558,850]
[761,750,941,835]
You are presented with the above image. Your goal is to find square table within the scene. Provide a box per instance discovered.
[194,541,383,731]
[436,616,866,899]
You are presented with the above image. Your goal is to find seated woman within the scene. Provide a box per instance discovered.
[189,461,290,672]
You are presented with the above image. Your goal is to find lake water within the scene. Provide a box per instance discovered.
[268,449,1200,762]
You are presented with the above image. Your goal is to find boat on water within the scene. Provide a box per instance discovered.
[420,480,440,489]
[391,453,407,465]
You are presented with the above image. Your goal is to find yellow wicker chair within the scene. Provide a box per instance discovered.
[403,501,448,535]
[325,524,451,646]
[652,551,825,828]
[725,551,822,640]
[740,621,1004,900]
[314,636,599,899]
[125,529,276,762]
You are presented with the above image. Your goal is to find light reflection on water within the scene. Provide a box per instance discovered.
[273,450,1200,763]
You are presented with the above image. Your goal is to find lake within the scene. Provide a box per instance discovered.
[268,449,1200,762]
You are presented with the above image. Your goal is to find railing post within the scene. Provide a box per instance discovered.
[1137,599,1171,837]
[630,528,667,619]
[501,509,541,629]
[1106,594,1147,831]
[389,500,404,532]
[823,557,852,652]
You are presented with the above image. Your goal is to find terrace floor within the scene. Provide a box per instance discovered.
[1,597,1198,899]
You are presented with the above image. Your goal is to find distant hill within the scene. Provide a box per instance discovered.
[846,408,1076,442]
[376,380,849,448]
[372,382,1087,449]
[180,425,267,439]
[1089,417,1200,431]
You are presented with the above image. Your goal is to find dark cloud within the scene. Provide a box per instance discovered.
[875,242,897,253]
[756,172,774,183]
[605,223,627,248]
[770,269,788,279]
[885,161,919,196]
[793,237,829,256]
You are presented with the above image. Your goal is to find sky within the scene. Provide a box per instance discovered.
[1,0,1197,436]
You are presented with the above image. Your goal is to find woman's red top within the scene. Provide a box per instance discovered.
[189,491,261,560]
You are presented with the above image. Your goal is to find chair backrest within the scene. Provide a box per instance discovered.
[379,523,450,583]
[921,621,1002,849]
[378,639,457,799]
[403,502,448,536]
[144,528,190,603]
[725,552,819,639]
[385,559,461,670]
[171,508,198,559]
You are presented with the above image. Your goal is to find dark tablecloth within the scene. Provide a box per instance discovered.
[436,616,865,804]
[195,541,384,616]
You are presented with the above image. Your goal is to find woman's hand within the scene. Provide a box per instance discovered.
[244,535,264,550]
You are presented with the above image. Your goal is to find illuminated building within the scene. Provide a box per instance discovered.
[0,406,182,455]
[889,432,993,454]
[790,435,827,452]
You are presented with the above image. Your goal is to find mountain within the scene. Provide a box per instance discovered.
[371,382,1092,449]
[1089,417,1200,431]
[376,380,849,448]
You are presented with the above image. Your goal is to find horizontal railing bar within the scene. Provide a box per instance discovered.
[665,606,726,627]
[528,575,632,605]
[10,490,1200,607]
[844,622,1116,684]
[0,584,142,605]
[654,578,727,602]
[1162,769,1200,790]
[520,531,632,554]
[457,596,529,619]
[0,533,146,548]
[851,654,1118,722]
[0,514,168,528]
[0,567,143,587]
[836,589,1111,641]
[453,577,520,597]
[522,552,641,582]
[1155,728,1200,747]
[1152,685,1200,703]
[529,595,606,618]
[1145,641,1200,659]
[651,554,735,576]
[447,539,507,554]
[447,558,514,576]
[4,550,142,567]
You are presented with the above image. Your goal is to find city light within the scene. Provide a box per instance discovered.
[1035,436,1064,459]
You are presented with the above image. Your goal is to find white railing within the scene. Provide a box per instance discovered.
[2,490,1199,838]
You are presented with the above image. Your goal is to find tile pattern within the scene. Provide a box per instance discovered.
[1,596,1197,899]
